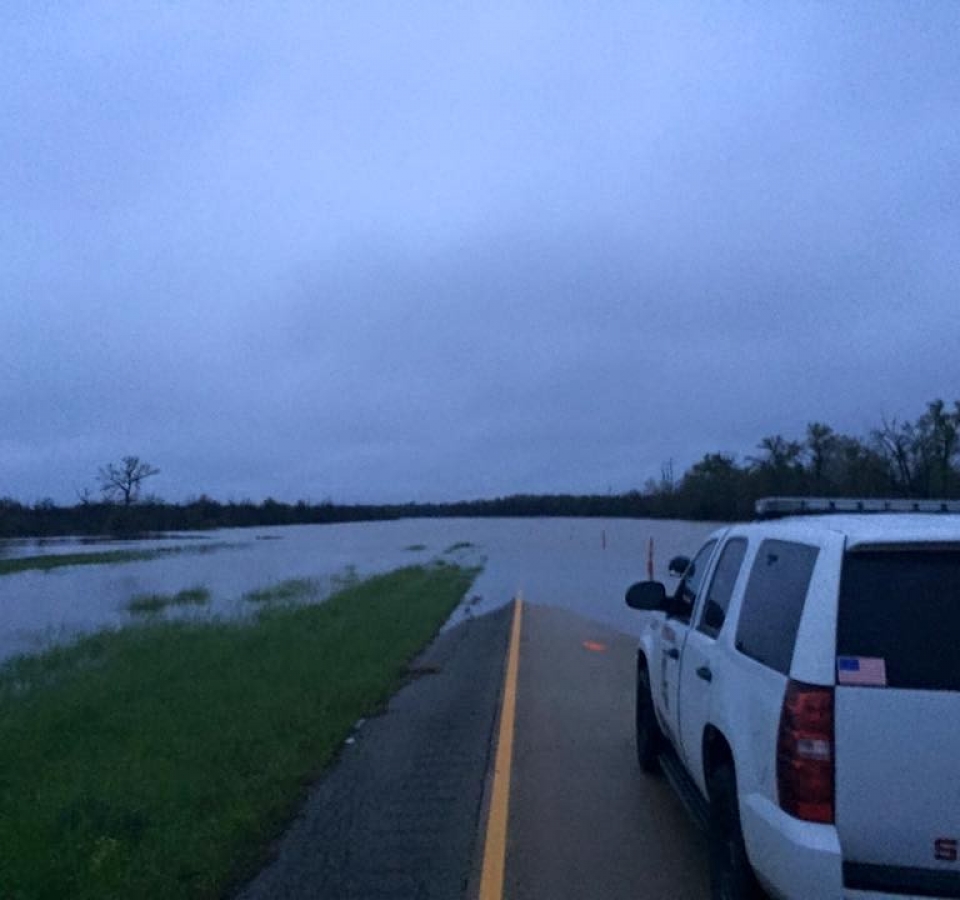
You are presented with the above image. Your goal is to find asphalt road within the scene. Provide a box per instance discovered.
[501,601,710,899]
[235,599,709,899]
[236,604,513,900]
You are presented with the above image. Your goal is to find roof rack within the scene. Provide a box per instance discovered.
[755,496,960,519]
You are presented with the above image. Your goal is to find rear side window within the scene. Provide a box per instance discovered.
[838,548,960,691]
[735,539,819,674]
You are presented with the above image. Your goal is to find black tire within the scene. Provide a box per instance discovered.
[708,764,766,900]
[635,663,663,773]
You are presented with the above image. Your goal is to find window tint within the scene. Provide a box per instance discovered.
[672,539,717,623]
[735,539,819,674]
[698,538,747,637]
[838,549,960,691]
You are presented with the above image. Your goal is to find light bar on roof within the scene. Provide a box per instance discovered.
[755,497,960,518]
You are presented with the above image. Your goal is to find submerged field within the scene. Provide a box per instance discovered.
[0,542,237,577]
[0,563,479,900]
[0,518,717,666]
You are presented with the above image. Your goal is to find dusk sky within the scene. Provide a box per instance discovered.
[4,3,960,505]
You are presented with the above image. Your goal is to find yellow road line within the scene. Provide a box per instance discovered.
[478,595,523,900]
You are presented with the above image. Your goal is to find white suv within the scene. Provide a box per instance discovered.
[625,498,960,900]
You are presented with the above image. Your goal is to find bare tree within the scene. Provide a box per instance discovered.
[805,422,837,490]
[659,458,676,493]
[97,456,160,506]
[873,417,917,494]
[749,434,804,471]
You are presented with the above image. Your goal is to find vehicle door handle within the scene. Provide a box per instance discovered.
[666,648,680,660]
[696,666,713,682]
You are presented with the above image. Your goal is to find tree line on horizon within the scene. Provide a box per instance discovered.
[1,399,958,539]
[643,398,960,520]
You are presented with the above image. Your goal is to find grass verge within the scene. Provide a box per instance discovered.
[0,543,238,577]
[242,578,319,604]
[0,564,479,900]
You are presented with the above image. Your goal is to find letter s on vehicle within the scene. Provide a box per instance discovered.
[935,838,958,862]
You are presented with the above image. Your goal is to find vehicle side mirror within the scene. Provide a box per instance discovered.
[625,581,668,611]
[668,555,690,577]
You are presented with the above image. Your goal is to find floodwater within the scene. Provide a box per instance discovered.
[0,517,719,664]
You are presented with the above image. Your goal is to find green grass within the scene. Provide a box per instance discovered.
[0,564,479,900]
[242,578,319,604]
[171,587,210,606]
[126,594,167,614]
[0,544,238,577]
[443,541,475,553]
[127,587,212,615]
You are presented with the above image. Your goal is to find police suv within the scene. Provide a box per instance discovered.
[625,497,960,900]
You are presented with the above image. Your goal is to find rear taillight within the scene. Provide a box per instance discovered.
[777,680,834,824]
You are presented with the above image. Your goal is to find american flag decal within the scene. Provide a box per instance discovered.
[837,656,887,687]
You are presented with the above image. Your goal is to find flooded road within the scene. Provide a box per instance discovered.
[0,517,718,663]
[1,517,723,898]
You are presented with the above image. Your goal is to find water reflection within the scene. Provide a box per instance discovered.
[0,518,718,663]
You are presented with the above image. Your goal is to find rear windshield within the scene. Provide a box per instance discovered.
[838,548,960,691]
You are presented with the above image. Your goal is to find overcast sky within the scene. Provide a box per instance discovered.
[3,3,960,505]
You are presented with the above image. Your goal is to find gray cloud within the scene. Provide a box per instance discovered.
[3,2,960,504]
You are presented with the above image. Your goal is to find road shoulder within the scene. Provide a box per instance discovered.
[235,604,513,900]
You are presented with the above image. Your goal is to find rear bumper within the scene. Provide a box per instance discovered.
[843,861,960,899]
[740,793,843,899]
[740,794,960,899]
[843,891,959,900]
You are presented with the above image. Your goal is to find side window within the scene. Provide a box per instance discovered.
[671,539,718,624]
[734,539,819,674]
[697,538,748,638]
